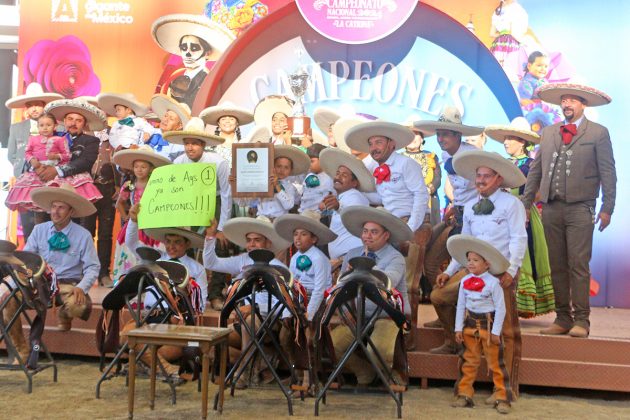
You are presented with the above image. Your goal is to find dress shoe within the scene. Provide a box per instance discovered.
[539,323,570,335]
[423,318,442,328]
[451,395,473,408]
[429,342,458,354]
[568,325,589,338]
[210,297,224,311]
[495,401,511,414]
[485,393,497,405]
[57,320,72,332]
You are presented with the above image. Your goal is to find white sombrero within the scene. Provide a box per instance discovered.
[341,206,413,245]
[5,83,63,109]
[151,13,235,61]
[30,183,97,218]
[97,92,149,117]
[536,83,612,107]
[485,117,540,145]
[163,117,224,146]
[313,106,341,135]
[274,145,310,175]
[319,148,376,192]
[45,98,107,131]
[245,125,271,143]
[312,130,329,146]
[199,101,254,126]
[453,150,526,189]
[345,121,415,154]
[144,227,205,249]
[112,146,172,171]
[413,106,484,137]
[75,96,99,107]
[253,95,294,129]
[0,240,25,267]
[331,116,369,152]
[223,216,291,253]
[274,211,337,245]
[447,234,509,275]
[150,94,191,127]
[401,115,435,138]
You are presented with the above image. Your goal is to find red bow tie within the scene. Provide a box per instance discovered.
[560,123,577,145]
[463,276,486,292]
[373,163,391,184]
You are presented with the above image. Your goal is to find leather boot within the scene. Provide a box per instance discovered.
[429,304,458,354]
[3,298,30,363]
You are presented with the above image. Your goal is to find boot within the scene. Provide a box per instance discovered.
[429,304,458,354]
[3,298,30,364]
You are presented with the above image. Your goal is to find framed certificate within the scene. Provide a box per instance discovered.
[231,143,274,198]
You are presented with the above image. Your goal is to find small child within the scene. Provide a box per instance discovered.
[299,144,335,214]
[517,51,549,102]
[448,234,512,414]
[97,93,156,151]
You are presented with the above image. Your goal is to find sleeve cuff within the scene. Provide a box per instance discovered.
[55,166,64,177]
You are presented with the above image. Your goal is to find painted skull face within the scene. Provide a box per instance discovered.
[179,35,208,69]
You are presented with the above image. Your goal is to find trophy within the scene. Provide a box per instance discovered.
[287,51,311,142]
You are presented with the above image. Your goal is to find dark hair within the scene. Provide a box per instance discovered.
[523,51,547,74]
[307,143,326,158]
[178,35,211,55]
[215,116,243,141]
[37,112,57,124]
[495,0,504,15]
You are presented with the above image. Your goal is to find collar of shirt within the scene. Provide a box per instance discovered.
[184,65,205,79]
[565,115,585,128]
[48,221,74,237]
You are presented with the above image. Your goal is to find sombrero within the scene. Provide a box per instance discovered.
[345,121,415,154]
[313,106,341,135]
[453,150,526,189]
[536,83,612,107]
[74,96,99,107]
[485,117,540,145]
[319,147,376,192]
[30,183,97,218]
[151,13,235,61]
[199,101,254,126]
[274,145,310,175]
[331,116,369,152]
[245,125,271,143]
[274,211,337,245]
[45,98,107,131]
[144,112,161,123]
[253,95,294,129]
[223,216,291,253]
[0,240,25,267]
[112,146,172,171]
[401,115,435,138]
[447,234,509,275]
[163,117,224,146]
[341,206,413,245]
[97,92,149,117]
[150,94,191,127]
[5,83,63,109]
[312,130,328,146]
[144,227,205,249]
[413,106,484,137]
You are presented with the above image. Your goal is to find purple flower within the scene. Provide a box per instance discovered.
[23,35,101,98]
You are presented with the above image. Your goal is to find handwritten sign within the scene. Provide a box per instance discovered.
[138,163,216,229]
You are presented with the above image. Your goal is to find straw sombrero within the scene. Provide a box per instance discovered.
[453,150,526,189]
[331,116,369,152]
[447,234,509,275]
[30,183,97,218]
[313,106,341,135]
[223,216,291,253]
[253,95,294,129]
[413,106,484,137]
[151,13,235,61]
[199,101,254,126]
[274,211,338,245]
[485,117,540,145]
[97,93,149,117]
[45,99,107,131]
[274,145,310,175]
[144,227,205,249]
[402,115,435,138]
[0,240,25,267]
[312,130,328,146]
[244,125,271,143]
[163,117,224,146]
[112,146,172,171]
[536,83,612,107]
[150,94,191,127]
[341,206,413,245]
[75,96,99,107]
[345,121,415,154]
[5,83,63,109]
[319,148,376,192]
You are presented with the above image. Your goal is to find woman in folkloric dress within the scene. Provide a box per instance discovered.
[490,0,529,82]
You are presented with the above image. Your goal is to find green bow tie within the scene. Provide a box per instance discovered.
[118,117,135,127]
[296,255,312,271]
[48,231,70,252]
[472,198,495,215]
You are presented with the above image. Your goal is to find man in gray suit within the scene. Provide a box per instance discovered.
[523,83,616,338]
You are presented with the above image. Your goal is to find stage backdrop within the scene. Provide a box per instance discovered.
[10,0,630,308]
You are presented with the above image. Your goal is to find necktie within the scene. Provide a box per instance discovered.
[463,276,486,292]
[364,251,377,261]
[305,174,320,188]
[118,117,135,127]
[148,133,169,152]
[472,197,495,215]
[373,163,391,184]
[296,255,312,271]
[444,157,456,175]
[48,231,70,252]
[560,123,577,145]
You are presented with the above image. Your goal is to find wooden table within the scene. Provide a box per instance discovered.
[126,324,231,419]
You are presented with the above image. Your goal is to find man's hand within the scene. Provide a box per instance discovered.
[322,193,339,211]
[72,287,86,306]
[128,203,141,223]
[455,332,463,343]
[499,272,514,288]
[442,206,455,223]
[596,212,611,232]
[205,219,219,238]
[37,165,58,182]
[435,273,450,288]
[491,334,501,345]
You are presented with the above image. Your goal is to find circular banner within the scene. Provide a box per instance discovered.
[296,0,418,44]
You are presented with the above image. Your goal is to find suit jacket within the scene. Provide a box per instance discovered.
[58,132,100,177]
[7,119,31,177]
[523,118,616,215]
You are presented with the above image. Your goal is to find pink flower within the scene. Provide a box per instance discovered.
[23,35,101,98]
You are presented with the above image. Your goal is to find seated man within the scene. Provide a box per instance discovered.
[3,184,99,362]
[330,206,412,385]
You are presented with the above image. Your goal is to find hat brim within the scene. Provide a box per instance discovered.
[536,83,611,107]
[144,227,205,249]
[484,125,540,144]
[447,234,509,275]
[163,130,225,146]
[112,149,172,171]
[413,121,483,137]
[150,94,191,127]
[200,104,254,126]
[5,93,64,110]
[319,148,375,192]
[341,206,413,245]
[97,94,148,117]
[44,100,107,131]
[453,150,526,189]
[245,126,271,143]
[151,14,235,61]
[331,117,368,152]
[0,240,24,267]
[313,107,340,134]
[30,186,96,217]
[223,217,291,253]
[345,122,415,154]
[274,214,337,245]
[274,145,310,175]
[253,96,294,129]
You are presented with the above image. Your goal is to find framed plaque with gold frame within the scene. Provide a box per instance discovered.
[231,143,274,198]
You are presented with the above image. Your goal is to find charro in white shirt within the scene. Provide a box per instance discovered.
[442,142,478,207]
[299,171,335,214]
[257,178,297,219]
[289,245,332,321]
[327,188,369,260]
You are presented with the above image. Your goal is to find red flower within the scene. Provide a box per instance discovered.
[463,276,486,292]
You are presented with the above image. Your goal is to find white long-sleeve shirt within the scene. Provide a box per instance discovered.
[257,178,296,219]
[289,246,332,320]
[455,271,506,336]
[442,142,478,207]
[299,171,335,214]
[327,188,369,260]
[109,116,156,149]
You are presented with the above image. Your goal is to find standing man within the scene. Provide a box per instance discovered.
[523,83,616,338]
[146,93,191,161]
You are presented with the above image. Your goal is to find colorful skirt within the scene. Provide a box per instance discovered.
[111,221,163,285]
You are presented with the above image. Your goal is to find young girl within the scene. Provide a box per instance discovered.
[517,51,549,102]
[111,147,171,283]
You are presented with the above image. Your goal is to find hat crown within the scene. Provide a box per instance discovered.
[25,83,46,96]
[255,215,272,225]
[509,117,532,131]
[184,117,206,132]
[437,106,463,125]
[301,210,322,222]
